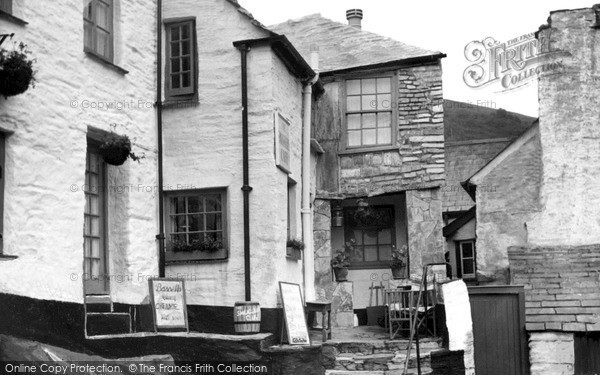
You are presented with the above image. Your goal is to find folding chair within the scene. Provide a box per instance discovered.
[385,286,413,340]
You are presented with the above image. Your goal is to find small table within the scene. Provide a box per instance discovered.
[305,300,332,342]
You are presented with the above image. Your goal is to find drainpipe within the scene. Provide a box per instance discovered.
[302,48,319,301]
[236,44,253,301]
[156,0,165,277]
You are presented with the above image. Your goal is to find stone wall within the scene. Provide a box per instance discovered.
[527,7,600,246]
[0,0,158,304]
[475,127,542,283]
[508,244,600,332]
[313,199,333,300]
[529,332,574,375]
[406,188,444,276]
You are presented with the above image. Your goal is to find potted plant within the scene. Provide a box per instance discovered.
[331,249,350,282]
[171,237,222,253]
[286,238,304,260]
[390,245,408,279]
[98,133,142,166]
[0,42,36,98]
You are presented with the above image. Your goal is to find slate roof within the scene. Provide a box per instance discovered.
[270,14,444,73]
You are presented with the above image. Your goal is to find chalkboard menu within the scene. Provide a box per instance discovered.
[149,278,189,332]
[279,282,310,345]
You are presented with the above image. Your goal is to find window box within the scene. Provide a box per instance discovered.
[165,189,228,262]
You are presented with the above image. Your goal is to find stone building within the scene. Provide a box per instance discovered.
[0,0,159,339]
[461,6,600,374]
[273,12,446,324]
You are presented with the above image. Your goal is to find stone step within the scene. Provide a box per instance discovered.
[325,371,385,375]
[334,353,395,371]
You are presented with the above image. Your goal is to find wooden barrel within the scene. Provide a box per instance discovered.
[233,301,261,334]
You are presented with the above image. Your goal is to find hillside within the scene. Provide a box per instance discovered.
[444,99,536,142]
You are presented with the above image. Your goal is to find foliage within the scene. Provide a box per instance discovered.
[0,42,36,98]
[330,249,350,269]
[286,238,305,251]
[390,245,408,269]
[98,133,142,166]
[171,237,222,253]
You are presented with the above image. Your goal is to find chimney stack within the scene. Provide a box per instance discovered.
[346,9,363,29]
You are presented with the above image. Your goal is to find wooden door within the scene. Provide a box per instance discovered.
[468,286,529,375]
[83,149,108,295]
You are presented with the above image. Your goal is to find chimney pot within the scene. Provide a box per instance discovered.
[346,9,363,29]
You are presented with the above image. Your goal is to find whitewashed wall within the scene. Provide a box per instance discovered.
[0,1,158,303]
[162,0,305,308]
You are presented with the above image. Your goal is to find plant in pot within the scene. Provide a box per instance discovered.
[0,42,36,98]
[286,238,304,260]
[98,133,142,166]
[171,236,222,253]
[390,245,408,279]
[331,249,350,282]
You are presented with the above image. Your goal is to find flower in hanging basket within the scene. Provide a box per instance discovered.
[98,133,142,166]
[0,42,36,98]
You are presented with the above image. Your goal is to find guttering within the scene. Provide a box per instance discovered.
[156,0,166,277]
[235,43,253,301]
[318,53,447,78]
[302,69,319,301]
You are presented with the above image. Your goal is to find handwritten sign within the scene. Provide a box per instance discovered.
[279,282,310,345]
[149,278,188,332]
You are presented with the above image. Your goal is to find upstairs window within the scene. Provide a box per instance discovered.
[0,0,12,14]
[345,76,395,148]
[165,19,196,98]
[84,0,114,62]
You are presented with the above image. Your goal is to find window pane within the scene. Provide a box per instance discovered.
[362,95,376,111]
[84,238,91,257]
[171,74,180,89]
[377,112,392,128]
[171,43,180,57]
[96,29,110,58]
[379,245,392,262]
[171,26,180,41]
[378,229,392,244]
[181,24,190,39]
[171,234,186,244]
[182,41,190,56]
[91,239,100,258]
[362,79,376,94]
[347,114,361,130]
[172,215,187,232]
[182,72,191,88]
[353,230,363,245]
[83,1,93,20]
[205,194,222,212]
[172,197,185,214]
[83,216,90,235]
[364,245,378,261]
[346,96,361,112]
[364,231,377,245]
[346,79,361,95]
[96,2,110,29]
[188,215,204,231]
[377,128,392,144]
[363,113,376,128]
[90,196,99,215]
[347,130,361,147]
[377,78,391,93]
[350,246,364,262]
[84,22,94,50]
[91,259,100,277]
[205,213,222,231]
[187,197,202,213]
[377,94,391,110]
[363,129,377,145]
[91,217,100,236]
[463,260,474,275]
[171,59,180,73]
[462,243,473,258]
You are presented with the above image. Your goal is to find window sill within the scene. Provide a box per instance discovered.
[161,99,199,110]
[349,263,391,270]
[85,51,129,75]
[338,145,400,155]
[0,254,18,261]
[0,10,28,25]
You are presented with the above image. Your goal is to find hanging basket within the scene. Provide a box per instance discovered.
[0,43,36,98]
[98,133,141,166]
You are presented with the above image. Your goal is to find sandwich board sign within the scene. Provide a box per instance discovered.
[279,282,310,345]
[148,278,189,332]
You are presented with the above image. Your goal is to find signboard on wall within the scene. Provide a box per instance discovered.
[148,278,189,332]
[279,282,310,345]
